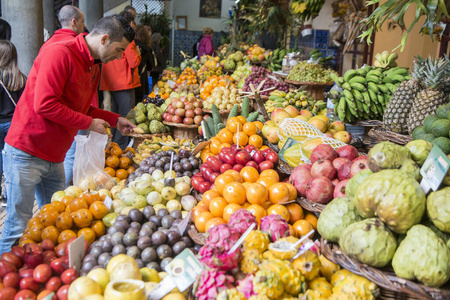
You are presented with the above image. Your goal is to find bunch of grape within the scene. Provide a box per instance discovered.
[242,66,291,96]
[287,61,336,83]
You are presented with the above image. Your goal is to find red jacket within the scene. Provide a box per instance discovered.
[99,40,141,91]
[5,34,119,163]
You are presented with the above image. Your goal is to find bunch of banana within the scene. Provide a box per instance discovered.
[309,49,335,67]
[373,51,398,68]
[265,89,326,114]
[329,66,410,123]
[291,0,326,21]
[267,48,287,71]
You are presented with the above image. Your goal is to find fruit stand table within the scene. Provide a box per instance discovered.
[284,80,334,100]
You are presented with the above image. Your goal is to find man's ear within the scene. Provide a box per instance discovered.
[100,34,110,45]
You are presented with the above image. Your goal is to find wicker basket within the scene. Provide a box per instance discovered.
[297,197,325,213]
[162,121,199,140]
[203,108,240,124]
[124,132,171,149]
[320,238,450,300]
[188,225,206,246]
[367,126,412,146]
[284,80,334,100]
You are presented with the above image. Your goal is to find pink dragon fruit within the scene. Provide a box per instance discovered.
[195,269,235,300]
[227,209,258,235]
[198,244,242,270]
[237,274,257,298]
[260,214,290,242]
[206,224,241,251]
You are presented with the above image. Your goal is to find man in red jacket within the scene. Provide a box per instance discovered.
[0,15,136,254]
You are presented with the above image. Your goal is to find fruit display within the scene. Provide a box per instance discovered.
[161,69,179,81]
[162,94,204,125]
[180,57,201,70]
[104,142,135,181]
[150,80,174,100]
[265,89,327,115]
[329,64,410,123]
[245,45,268,63]
[221,51,245,70]
[291,0,327,21]
[287,60,336,83]
[242,66,291,96]
[318,140,450,288]
[307,49,335,68]
[199,75,235,100]
[142,94,165,107]
[202,84,241,110]
[197,58,223,81]
[230,64,252,89]
[126,102,169,135]
[133,135,193,165]
[175,67,198,85]
[176,83,200,98]
[266,48,287,72]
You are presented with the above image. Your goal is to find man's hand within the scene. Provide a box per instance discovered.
[89,118,111,135]
[117,117,136,135]
[136,46,141,56]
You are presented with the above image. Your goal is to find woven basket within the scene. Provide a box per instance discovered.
[162,121,199,140]
[320,238,450,300]
[367,126,412,146]
[284,80,334,100]
[124,132,171,149]
[277,160,293,175]
[188,225,206,246]
[297,197,325,213]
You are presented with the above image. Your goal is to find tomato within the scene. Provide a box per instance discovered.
[0,287,17,299]
[54,242,66,257]
[33,264,52,283]
[19,277,39,292]
[0,260,17,277]
[14,289,36,300]
[45,277,62,292]
[56,285,69,300]
[205,156,222,172]
[60,268,78,285]
[198,181,211,194]
[1,253,22,268]
[3,272,20,288]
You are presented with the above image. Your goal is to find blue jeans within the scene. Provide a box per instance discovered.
[0,144,65,255]
[0,122,11,195]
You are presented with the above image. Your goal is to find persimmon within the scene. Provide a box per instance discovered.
[72,208,93,228]
[27,216,42,228]
[209,197,228,218]
[304,213,318,230]
[115,169,128,180]
[293,220,314,237]
[51,201,66,214]
[194,211,214,233]
[41,204,57,214]
[29,224,45,242]
[110,146,123,157]
[104,167,115,177]
[69,198,88,212]
[40,210,59,227]
[222,203,242,223]
[237,116,246,125]
[243,122,258,136]
[191,205,208,223]
[77,228,96,245]
[89,201,108,220]
[223,182,246,205]
[201,190,221,209]
[284,183,298,201]
[286,203,304,224]
[214,174,235,195]
[119,156,132,169]
[58,230,77,244]
[90,220,106,238]
[55,212,73,231]
[223,170,243,183]
[204,218,226,233]
[246,204,267,223]
[61,196,74,207]
[259,170,280,182]
[248,135,263,149]
[240,166,259,183]
[106,155,120,169]
[82,192,100,206]
[218,129,233,144]
[256,176,278,188]
[268,183,290,204]
[127,166,136,174]
[246,183,268,205]
[267,204,290,222]
[41,226,59,244]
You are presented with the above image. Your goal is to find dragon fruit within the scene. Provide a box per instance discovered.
[206,224,241,251]
[228,209,258,235]
[195,269,235,300]
[260,214,290,242]
[237,274,257,298]
[198,244,242,270]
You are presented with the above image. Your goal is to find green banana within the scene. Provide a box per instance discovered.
[368,89,378,104]
[367,82,380,94]
[343,70,358,82]
[349,76,366,85]
[377,84,389,94]
[385,83,397,94]
[389,74,406,83]
[351,89,363,101]
[361,91,371,106]
[343,89,354,101]
[381,76,394,84]
[342,82,352,90]
[377,94,385,106]
[337,97,347,121]
[356,68,368,76]
[329,72,342,85]
[350,82,366,92]
[365,75,380,83]
[366,69,382,77]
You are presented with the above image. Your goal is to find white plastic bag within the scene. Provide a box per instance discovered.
[73,131,116,191]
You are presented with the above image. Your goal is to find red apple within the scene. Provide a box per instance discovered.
[209,172,220,183]
[236,150,252,165]
[220,164,233,173]
[233,164,244,172]
[259,161,274,172]
[33,264,52,283]
[245,161,259,171]
[175,108,185,117]
[206,156,222,172]
[265,151,279,164]
[261,148,272,157]
[251,150,265,164]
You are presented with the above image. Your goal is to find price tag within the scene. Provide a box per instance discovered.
[420,145,450,194]
[104,196,113,210]
[228,223,256,254]
[279,137,301,163]
[68,235,85,271]
[167,80,176,89]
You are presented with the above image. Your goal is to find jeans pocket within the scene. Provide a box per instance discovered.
[10,148,34,161]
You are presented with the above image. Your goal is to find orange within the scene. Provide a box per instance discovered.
[82,192,101,206]
[202,190,221,209]
[40,210,59,227]
[191,205,209,223]
[106,155,120,168]
[218,129,234,144]
[29,224,45,242]
[41,204,57,214]
[243,122,258,136]
[222,203,243,223]
[210,137,221,145]
[267,204,290,222]
[209,197,228,217]
[256,176,278,188]
[55,212,74,231]
[223,182,246,205]
[72,208,93,228]
[204,218,226,233]
[115,169,128,180]
[214,174,236,195]
[69,198,89,212]
[246,183,268,205]
[253,121,263,130]
[90,220,106,238]
[78,228,96,245]
[227,117,239,128]
[284,183,298,201]
[89,201,108,219]
[237,116,246,125]
[268,183,290,204]
[27,216,42,228]
[61,196,74,207]
[242,182,252,190]
[289,224,298,237]
[240,166,259,183]
[209,142,222,155]
[200,150,214,162]
[248,135,263,148]
[195,211,215,233]
[293,220,314,237]
[286,203,304,224]
[246,204,267,223]
[104,167,115,177]
[259,170,280,182]
[41,226,60,244]
[233,132,248,146]
[58,229,77,244]
[304,213,318,230]
[51,201,66,214]
[223,170,244,183]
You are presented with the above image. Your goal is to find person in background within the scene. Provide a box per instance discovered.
[0,19,11,41]
[150,32,164,87]
[124,5,136,19]
[0,15,136,255]
[198,27,215,58]
[193,33,203,58]
[0,41,26,206]
[99,11,141,150]
[134,25,156,102]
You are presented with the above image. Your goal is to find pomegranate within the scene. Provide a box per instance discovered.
[338,161,352,180]
[289,168,312,197]
[353,155,367,162]
[332,157,351,171]
[333,179,349,198]
[310,159,336,180]
[336,145,359,161]
[305,176,334,204]
[350,157,369,178]
[296,163,312,172]
[310,144,338,164]
[331,179,339,186]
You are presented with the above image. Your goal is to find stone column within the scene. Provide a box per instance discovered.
[79,0,103,32]
[43,0,55,36]
[2,0,43,75]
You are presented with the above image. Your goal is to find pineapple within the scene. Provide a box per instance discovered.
[407,57,450,134]
[383,56,425,134]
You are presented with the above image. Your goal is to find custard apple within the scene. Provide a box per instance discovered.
[317,197,362,243]
[392,225,450,287]
[339,218,397,268]
[427,187,450,233]
[405,140,433,166]
[354,170,426,234]
[345,169,372,198]
[399,160,421,181]
[368,141,411,172]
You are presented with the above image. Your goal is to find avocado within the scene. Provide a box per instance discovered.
[412,126,426,140]
[423,114,440,133]
[432,137,450,154]
[430,119,450,138]
[436,103,450,119]
[421,133,436,143]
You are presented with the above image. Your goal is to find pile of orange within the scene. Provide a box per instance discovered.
[105,142,135,180]
[19,192,110,247]
[191,167,317,236]
[176,67,198,85]
[199,75,235,100]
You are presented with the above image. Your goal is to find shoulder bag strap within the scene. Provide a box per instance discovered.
[0,79,17,107]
